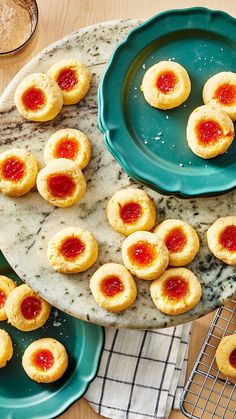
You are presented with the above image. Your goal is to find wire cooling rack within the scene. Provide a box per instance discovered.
[180,299,236,418]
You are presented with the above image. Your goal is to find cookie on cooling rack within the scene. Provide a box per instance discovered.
[0,329,13,368]
[215,334,236,379]
[207,216,236,265]
[203,72,236,121]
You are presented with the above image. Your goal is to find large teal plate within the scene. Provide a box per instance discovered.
[98,8,236,197]
[0,252,104,419]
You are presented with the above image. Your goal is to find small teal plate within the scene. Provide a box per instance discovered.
[0,252,104,419]
[98,8,236,197]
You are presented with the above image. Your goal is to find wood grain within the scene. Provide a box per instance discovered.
[0,1,234,418]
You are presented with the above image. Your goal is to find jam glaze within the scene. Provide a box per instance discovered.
[54,138,79,160]
[156,71,177,94]
[60,236,85,260]
[101,275,124,297]
[57,68,78,91]
[21,296,42,320]
[220,225,236,252]
[0,290,6,308]
[163,276,189,300]
[215,84,236,106]
[22,87,45,111]
[229,348,236,369]
[119,202,142,224]
[128,240,156,266]
[47,174,75,198]
[34,349,54,371]
[2,157,25,182]
[196,120,223,145]
[165,227,187,253]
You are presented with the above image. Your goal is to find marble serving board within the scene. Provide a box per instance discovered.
[0,20,235,329]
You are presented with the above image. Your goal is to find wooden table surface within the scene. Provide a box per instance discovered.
[1,1,235,418]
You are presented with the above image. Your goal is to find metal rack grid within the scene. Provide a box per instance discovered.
[180,299,236,419]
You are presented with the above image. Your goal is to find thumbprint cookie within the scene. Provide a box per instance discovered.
[37,158,86,207]
[106,188,156,236]
[5,284,51,331]
[140,61,191,110]
[0,148,38,197]
[90,263,137,312]
[47,226,98,274]
[14,73,63,122]
[207,216,236,265]
[0,329,13,368]
[44,128,92,170]
[215,334,236,379]
[48,59,91,105]
[122,231,169,280]
[154,219,199,266]
[203,72,236,121]
[150,267,202,315]
[186,104,234,159]
[22,338,68,383]
[0,276,16,321]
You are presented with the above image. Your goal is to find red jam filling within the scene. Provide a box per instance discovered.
[21,296,41,320]
[47,174,75,198]
[54,138,79,160]
[156,71,177,94]
[165,227,187,253]
[34,349,54,371]
[163,276,189,300]
[215,84,236,106]
[220,225,236,252]
[2,157,25,182]
[0,290,6,308]
[229,348,236,369]
[101,275,124,297]
[22,87,45,111]
[128,240,156,266]
[57,68,78,91]
[196,120,223,145]
[60,236,85,260]
[120,202,142,224]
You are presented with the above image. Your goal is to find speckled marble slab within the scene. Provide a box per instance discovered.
[0,20,235,329]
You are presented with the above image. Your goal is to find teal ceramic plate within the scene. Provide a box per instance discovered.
[0,252,104,419]
[98,7,236,197]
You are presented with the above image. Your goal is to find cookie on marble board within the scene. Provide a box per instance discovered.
[106,188,156,236]
[5,284,51,331]
[48,59,91,105]
[37,158,86,207]
[90,263,137,313]
[207,216,236,265]
[215,334,236,379]
[0,329,13,368]
[140,60,191,109]
[122,231,169,280]
[22,338,68,383]
[0,276,16,321]
[186,104,234,159]
[47,226,98,274]
[14,73,63,122]
[0,148,38,197]
[150,267,202,315]
[154,219,199,266]
[203,72,236,120]
[43,128,92,170]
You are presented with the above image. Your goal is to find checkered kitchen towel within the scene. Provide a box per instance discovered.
[85,323,191,419]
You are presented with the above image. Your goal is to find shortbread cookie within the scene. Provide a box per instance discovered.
[106,188,156,236]
[37,158,86,207]
[186,104,234,159]
[5,284,51,331]
[154,219,199,266]
[0,329,13,368]
[141,61,191,109]
[90,263,137,312]
[150,267,202,315]
[44,128,92,169]
[215,334,236,379]
[122,231,169,280]
[48,59,91,105]
[0,276,16,321]
[207,216,236,265]
[47,226,98,274]
[0,148,38,197]
[22,338,68,383]
[203,72,236,120]
[14,73,63,121]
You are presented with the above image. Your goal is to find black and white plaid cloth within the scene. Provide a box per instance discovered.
[85,323,191,419]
